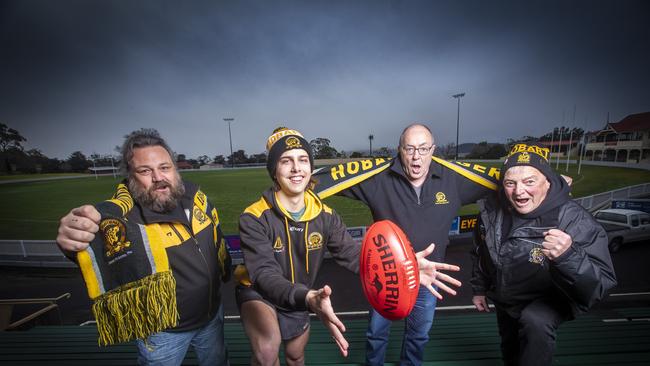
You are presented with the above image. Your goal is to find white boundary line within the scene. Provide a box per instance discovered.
[225,304,495,320]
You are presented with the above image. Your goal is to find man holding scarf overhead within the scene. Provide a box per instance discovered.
[312,123,499,365]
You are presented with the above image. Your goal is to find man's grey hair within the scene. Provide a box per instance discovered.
[398,123,434,148]
[119,128,176,176]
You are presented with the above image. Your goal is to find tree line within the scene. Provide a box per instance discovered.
[1,123,583,174]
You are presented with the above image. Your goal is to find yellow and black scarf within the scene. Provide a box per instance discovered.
[312,156,499,198]
[77,183,180,346]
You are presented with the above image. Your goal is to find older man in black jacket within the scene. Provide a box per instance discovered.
[471,143,617,366]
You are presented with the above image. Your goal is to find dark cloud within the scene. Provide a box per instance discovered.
[1,0,648,158]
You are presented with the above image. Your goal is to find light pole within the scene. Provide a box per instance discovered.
[368,134,374,157]
[566,104,576,172]
[223,117,235,168]
[452,93,465,160]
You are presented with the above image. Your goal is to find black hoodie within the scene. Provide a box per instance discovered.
[472,173,617,317]
[239,188,359,311]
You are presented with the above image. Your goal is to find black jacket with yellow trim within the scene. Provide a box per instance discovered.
[82,180,231,332]
[238,188,359,311]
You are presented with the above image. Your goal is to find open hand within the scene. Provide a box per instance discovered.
[415,244,462,299]
[306,285,349,357]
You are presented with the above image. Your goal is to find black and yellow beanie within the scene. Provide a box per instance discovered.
[266,127,314,179]
[501,143,554,181]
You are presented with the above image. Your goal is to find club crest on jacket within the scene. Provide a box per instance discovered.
[528,247,545,265]
[307,232,323,250]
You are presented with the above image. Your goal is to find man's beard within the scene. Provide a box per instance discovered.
[129,175,185,213]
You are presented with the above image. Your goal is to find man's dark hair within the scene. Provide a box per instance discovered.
[120,129,176,176]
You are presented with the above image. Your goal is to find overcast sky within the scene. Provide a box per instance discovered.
[1,0,649,159]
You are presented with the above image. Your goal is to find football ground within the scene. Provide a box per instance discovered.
[1,163,650,364]
[1,163,650,240]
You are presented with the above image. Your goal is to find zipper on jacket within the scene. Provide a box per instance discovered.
[171,223,214,319]
[285,217,296,283]
[305,222,310,274]
[195,235,213,319]
[166,223,185,243]
[409,184,421,205]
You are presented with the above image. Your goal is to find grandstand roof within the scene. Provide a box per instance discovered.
[609,112,650,133]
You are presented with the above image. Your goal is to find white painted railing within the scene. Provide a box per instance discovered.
[572,183,650,212]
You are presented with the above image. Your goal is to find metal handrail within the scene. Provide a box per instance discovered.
[6,304,59,329]
[0,292,71,305]
[0,292,71,330]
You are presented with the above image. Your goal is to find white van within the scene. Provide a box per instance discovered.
[594,208,650,252]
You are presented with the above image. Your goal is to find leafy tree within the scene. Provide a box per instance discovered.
[67,151,91,172]
[539,127,584,142]
[27,149,47,160]
[176,154,187,162]
[21,149,46,173]
[485,144,507,159]
[41,157,63,173]
[227,149,247,166]
[349,151,363,158]
[249,153,267,164]
[186,159,198,168]
[197,155,211,165]
[376,147,391,157]
[89,153,116,167]
[467,142,507,159]
[318,146,338,159]
[0,123,27,173]
[2,149,28,173]
[467,141,489,158]
[0,123,26,152]
[506,136,538,146]
[436,143,456,159]
[213,155,226,165]
[310,138,339,159]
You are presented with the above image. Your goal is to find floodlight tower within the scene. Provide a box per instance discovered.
[452,93,466,160]
[223,117,235,168]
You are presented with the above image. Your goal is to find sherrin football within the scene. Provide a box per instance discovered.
[360,220,419,320]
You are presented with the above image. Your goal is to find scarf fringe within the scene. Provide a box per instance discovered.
[93,271,179,346]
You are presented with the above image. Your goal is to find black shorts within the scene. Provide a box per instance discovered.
[235,285,310,341]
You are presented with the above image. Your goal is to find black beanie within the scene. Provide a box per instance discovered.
[266,127,314,179]
[501,143,554,181]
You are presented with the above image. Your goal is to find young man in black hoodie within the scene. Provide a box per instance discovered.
[236,127,461,365]
[471,143,617,366]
